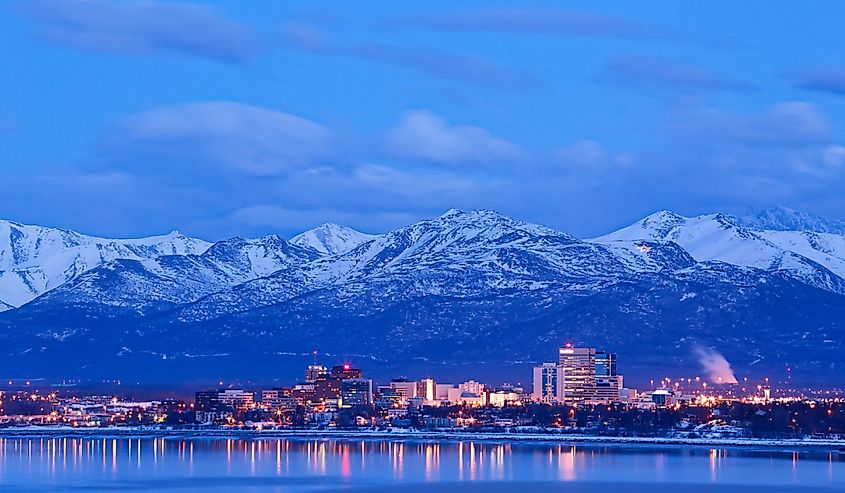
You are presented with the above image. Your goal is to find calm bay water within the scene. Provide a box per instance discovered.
[0,437,842,492]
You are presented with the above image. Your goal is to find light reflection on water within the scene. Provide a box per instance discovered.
[0,437,842,492]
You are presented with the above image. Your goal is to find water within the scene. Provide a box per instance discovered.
[0,437,842,492]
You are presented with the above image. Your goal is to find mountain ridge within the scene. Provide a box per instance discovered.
[0,206,843,383]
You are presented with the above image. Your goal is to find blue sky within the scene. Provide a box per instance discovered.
[1,0,845,240]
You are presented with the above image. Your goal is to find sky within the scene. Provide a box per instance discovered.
[1,0,845,240]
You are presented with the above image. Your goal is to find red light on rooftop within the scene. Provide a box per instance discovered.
[343,364,350,370]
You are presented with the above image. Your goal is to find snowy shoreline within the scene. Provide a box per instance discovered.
[0,428,842,450]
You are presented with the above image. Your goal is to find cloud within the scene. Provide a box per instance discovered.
[6,94,845,242]
[112,101,333,176]
[397,7,675,41]
[6,101,502,238]
[386,110,525,165]
[214,205,417,237]
[789,65,845,96]
[552,140,636,170]
[281,23,534,90]
[669,102,832,149]
[14,0,259,62]
[600,55,753,92]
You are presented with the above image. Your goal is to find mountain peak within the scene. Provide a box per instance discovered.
[597,210,688,242]
[733,206,845,234]
[291,223,375,256]
[437,208,466,219]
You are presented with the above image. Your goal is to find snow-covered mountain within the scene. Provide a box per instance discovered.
[593,210,845,293]
[0,220,210,310]
[291,223,375,255]
[734,206,845,235]
[33,235,319,313]
[0,207,843,383]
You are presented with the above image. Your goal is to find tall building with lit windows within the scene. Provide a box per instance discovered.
[341,378,373,408]
[305,365,328,383]
[532,363,565,403]
[558,344,596,404]
[592,351,622,403]
[416,378,436,403]
[331,364,362,380]
[595,352,617,378]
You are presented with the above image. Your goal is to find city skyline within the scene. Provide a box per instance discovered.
[0,2,842,490]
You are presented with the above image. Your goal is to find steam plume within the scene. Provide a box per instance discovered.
[693,346,738,384]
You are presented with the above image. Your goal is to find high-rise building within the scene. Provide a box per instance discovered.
[592,351,622,403]
[595,352,617,377]
[457,380,485,396]
[305,365,328,383]
[194,390,222,411]
[331,364,363,380]
[416,378,436,402]
[532,363,565,403]
[262,388,296,410]
[435,384,454,401]
[313,378,342,401]
[558,345,596,404]
[217,389,254,411]
[591,375,624,403]
[389,379,417,403]
[375,387,403,409]
[341,378,373,408]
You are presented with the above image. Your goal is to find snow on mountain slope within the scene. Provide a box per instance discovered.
[290,223,376,255]
[758,230,845,279]
[0,220,210,308]
[304,209,628,286]
[594,211,845,292]
[176,209,701,322]
[734,206,845,234]
[33,235,319,312]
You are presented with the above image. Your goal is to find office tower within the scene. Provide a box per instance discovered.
[595,352,617,377]
[313,378,342,401]
[532,363,565,403]
[194,390,222,411]
[305,365,328,383]
[558,344,596,404]
[389,379,417,403]
[592,375,624,403]
[341,378,373,408]
[592,351,622,403]
[216,389,254,411]
[416,378,436,402]
[457,380,485,396]
[330,364,363,380]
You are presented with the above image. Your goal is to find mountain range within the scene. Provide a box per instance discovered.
[0,206,843,385]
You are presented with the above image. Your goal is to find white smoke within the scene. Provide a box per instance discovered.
[693,346,738,384]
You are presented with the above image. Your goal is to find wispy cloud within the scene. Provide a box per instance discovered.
[789,65,845,96]
[282,23,535,90]
[396,7,676,41]
[386,110,525,165]
[112,101,333,176]
[14,0,259,62]
[600,55,754,93]
[668,102,833,149]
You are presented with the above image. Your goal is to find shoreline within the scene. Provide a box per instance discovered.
[0,428,842,450]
